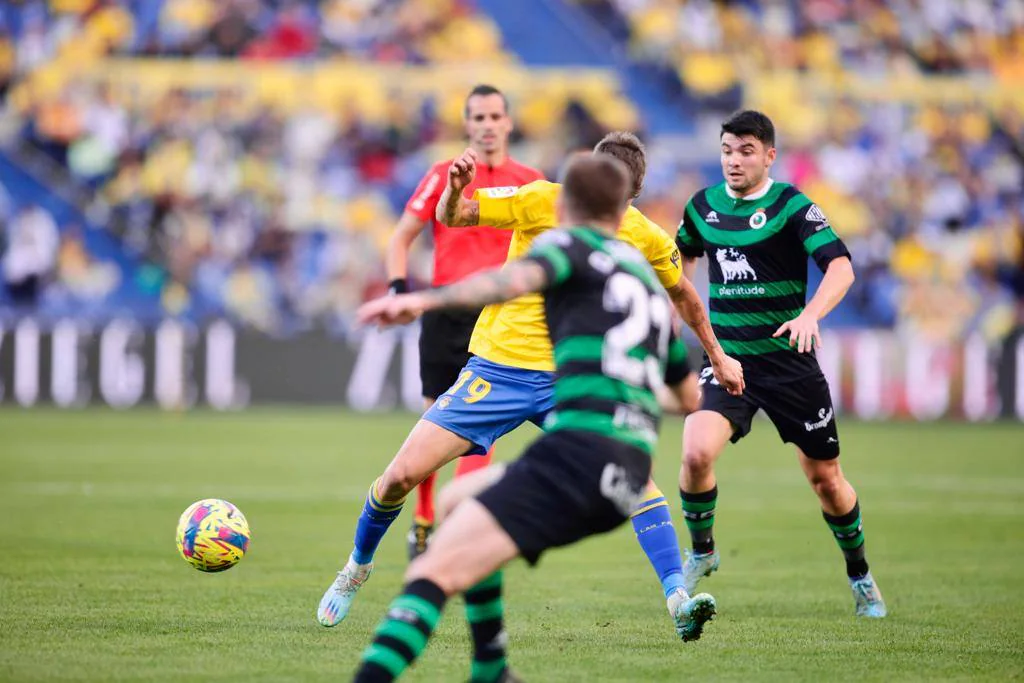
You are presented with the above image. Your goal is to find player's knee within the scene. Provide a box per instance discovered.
[807,468,844,502]
[682,442,717,475]
[378,464,419,502]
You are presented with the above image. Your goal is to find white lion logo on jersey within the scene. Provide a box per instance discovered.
[716,248,757,282]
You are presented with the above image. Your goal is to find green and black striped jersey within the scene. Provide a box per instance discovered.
[524,226,690,456]
[676,180,850,378]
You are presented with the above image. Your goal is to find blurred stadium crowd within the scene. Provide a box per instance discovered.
[0,0,1021,343]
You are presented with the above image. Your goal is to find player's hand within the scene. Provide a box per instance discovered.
[710,353,744,396]
[773,312,821,354]
[447,147,478,194]
[357,293,429,328]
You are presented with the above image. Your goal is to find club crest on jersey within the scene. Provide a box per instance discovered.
[805,204,830,230]
[716,248,757,282]
[749,209,767,230]
[705,210,719,223]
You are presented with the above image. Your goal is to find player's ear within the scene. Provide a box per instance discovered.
[766,146,777,167]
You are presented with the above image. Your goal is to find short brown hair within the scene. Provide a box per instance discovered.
[463,84,509,118]
[593,131,646,199]
[559,153,631,225]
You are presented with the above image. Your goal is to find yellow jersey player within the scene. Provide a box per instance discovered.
[317,133,744,641]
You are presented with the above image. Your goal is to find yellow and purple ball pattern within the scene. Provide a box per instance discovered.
[175,499,251,572]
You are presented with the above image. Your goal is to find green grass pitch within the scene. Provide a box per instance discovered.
[1,409,1022,681]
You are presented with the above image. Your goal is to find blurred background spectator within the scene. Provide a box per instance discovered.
[3,203,59,307]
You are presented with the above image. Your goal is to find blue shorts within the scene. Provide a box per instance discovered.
[422,356,556,456]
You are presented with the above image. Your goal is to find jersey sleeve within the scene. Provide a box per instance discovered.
[473,180,555,231]
[404,165,445,221]
[522,229,584,289]
[639,214,683,289]
[675,201,705,258]
[792,198,852,272]
[663,328,691,387]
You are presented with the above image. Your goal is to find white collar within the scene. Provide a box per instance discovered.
[725,177,774,201]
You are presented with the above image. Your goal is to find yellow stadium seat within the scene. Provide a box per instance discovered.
[679,52,738,96]
[162,0,217,32]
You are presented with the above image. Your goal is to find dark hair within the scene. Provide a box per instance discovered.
[720,110,775,147]
[559,153,631,224]
[463,84,509,118]
[593,131,646,199]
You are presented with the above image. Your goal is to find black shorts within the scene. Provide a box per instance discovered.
[698,364,840,460]
[419,308,482,399]
[474,430,651,565]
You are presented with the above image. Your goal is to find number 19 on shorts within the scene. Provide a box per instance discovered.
[447,370,492,404]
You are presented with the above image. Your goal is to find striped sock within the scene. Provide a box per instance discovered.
[680,486,717,555]
[465,572,508,683]
[354,578,447,683]
[631,485,686,597]
[823,500,869,578]
[352,478,405,565]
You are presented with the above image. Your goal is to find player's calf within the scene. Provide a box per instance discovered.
[798,450,884,616]
[630,482,687,600]
[351,501,520,681]
[318,421,473,626]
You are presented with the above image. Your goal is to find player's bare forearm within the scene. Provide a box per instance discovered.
[385,211,427,280]
[436,186,480,227]
[681,255,699,283]
[436,147,480,226]
[423,260,548,311]
[803,257,855,320]
[666,278,725,363]
[669,262,745,395]
[658,374,700,415]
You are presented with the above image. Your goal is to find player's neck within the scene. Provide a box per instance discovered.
[584,220,618,237]
[725,176,773,200]
[476,148,508,168]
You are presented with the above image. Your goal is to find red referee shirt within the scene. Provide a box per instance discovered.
[404,157,545,287]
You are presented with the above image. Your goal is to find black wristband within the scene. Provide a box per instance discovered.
[388,278,409,295]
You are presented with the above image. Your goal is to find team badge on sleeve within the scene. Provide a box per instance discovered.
[805,204,830,229]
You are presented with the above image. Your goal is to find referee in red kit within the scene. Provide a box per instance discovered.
[385,84,544,559]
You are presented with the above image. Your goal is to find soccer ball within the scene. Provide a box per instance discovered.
[175,498,251,572]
